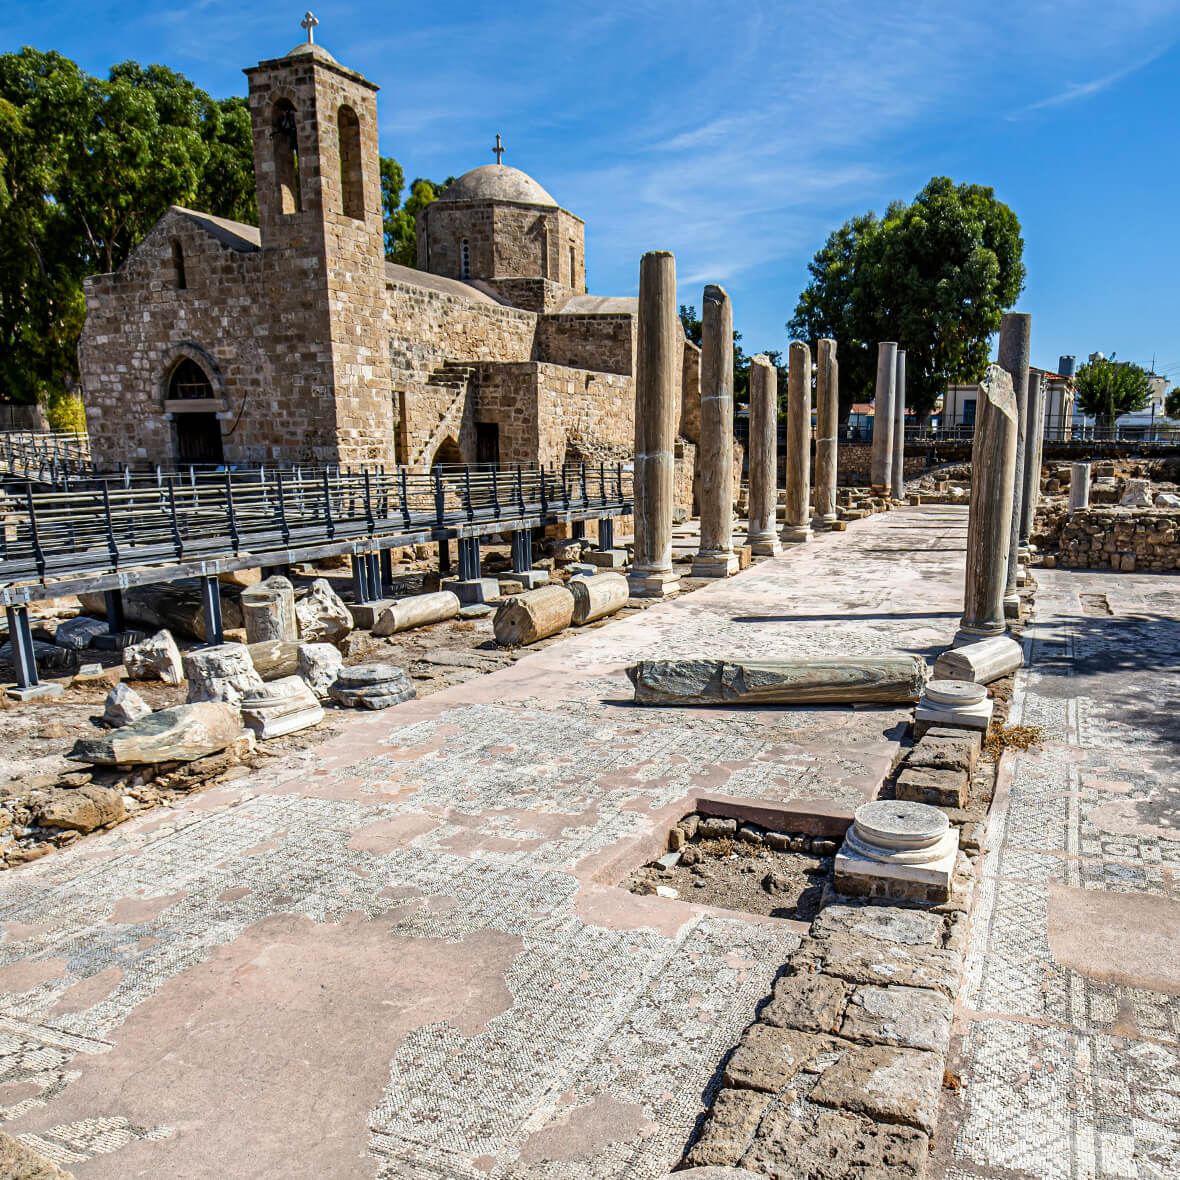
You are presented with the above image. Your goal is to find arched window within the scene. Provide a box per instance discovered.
[337,105,363,219]
[271,99,301,215]
[569,245,576,286]
[459,238,470,279]
[168,357,214,401]
[171,239,187,290]
[540,228,549,278]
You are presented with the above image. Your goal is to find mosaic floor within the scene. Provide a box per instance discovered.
[0,506,969,1178]
[948,569,1180,1180]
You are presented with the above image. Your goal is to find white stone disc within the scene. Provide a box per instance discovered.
[851,800,949,851]
[924,679,987,706]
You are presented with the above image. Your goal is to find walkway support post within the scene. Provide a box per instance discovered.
[5,605,38,689]
[628,251,681,599]
[200,575,224,646]
[745,355,781,556]
[958,364,1019,642]
[692,284,739,577]
[813,339,839,529]
[781,340,813,543]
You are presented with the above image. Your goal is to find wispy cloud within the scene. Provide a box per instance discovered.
[1011,49,1168,116]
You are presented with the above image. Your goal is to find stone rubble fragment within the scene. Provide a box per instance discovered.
[328,663,416,710]
[295,578,353,644]
[53,616,109,650]
[33,784,125,832]
[296,642,344,699]
[68,702,243,765]
[123,629,184,685]
[103,683,152,728]
[239,675,324,739]
[183,643,266,706]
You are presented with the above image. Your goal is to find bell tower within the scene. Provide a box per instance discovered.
[243,25,394,464]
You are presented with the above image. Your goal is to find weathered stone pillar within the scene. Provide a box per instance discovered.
[812,339,839,529]
[958,364,1019,641]
[999,313,1031,599]
[870,342,897,494]
[890,350,907,501]
[1019,370,1046,551]
[1069,461,1091,514]
[781,341,813,543]
[744,356,780,556]
[628,251,682,598]
[692,284,738,577]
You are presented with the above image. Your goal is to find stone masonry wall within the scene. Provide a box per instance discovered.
[535,315,633,376]
[1053,507,1180,572]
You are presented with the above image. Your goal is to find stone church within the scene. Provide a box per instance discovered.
[78,34,703,482]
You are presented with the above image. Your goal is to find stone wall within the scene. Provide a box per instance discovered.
[1049,507,1180,572]
[535,314,633,376]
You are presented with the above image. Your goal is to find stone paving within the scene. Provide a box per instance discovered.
[0,507,970,1178]
[945,568,1180,1180]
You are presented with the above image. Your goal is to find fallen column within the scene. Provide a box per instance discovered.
[957,364,1019,641]
[692,284,739,577]
[870,342,897,495]
[890,349,906,501]
[494,584,575,647]
[744,356,781,556]
[246,639,302,680]
[240,675,324,739]
[569,573,629,625]
[780,340,812,543]
[999,313,1031,602]
[241,576,297,643]
[627,250,681,599]
[933,635,1022,684]
[812,339,839,529]
[626,654,928,705]
[373,591,461,636]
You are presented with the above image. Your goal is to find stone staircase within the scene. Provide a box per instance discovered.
[410,362,476,467]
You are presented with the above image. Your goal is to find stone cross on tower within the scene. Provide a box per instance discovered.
[492,134,505,164]
[301,11,319,43]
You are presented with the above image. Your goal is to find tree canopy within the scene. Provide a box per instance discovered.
[380,159,450,267]
[1073,355,1153,431]
[788,178,1025,423]
[679,303,787,410]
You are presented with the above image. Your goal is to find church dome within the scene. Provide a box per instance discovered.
[284,42,340,65]
[440,164,557,207]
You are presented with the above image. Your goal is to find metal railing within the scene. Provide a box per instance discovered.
[0,461,632,600]
[0,431,93,482]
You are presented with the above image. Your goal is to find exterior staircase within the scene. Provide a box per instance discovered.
[410,363,476,468]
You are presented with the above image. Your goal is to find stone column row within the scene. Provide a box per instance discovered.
[813,339,839,528]
[870,342,897,495]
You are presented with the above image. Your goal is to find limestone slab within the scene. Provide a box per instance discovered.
[722,1024,840,1093]
[809,1043,943,1135]
[839,984,953,1053]
[934,635,1022,684]
[760,972,848,1035]
[68,702,242,765]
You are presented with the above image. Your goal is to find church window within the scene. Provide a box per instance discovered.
[569,245,576,285]
[540,228,549,279]
[169,357,214,401]
[271,99,302,215]
[460,238,470,278]
[171,239,187,290]
[337,105,364,219]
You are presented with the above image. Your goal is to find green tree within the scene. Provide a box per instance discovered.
[1165,388,1180,420]
[789,178,1025,423]
[380,157,450,267]
[1074,355,1153,435]
[678,304,781,410]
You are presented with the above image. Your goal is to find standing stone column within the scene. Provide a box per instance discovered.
[745,356,781,556]
[870,343,897,494]
[1019,370,1046,551]
[628,251,682,598]
[692,285,739,577]
[1069,462,1091,514]
[812,339,839,529]
[891,349,907,501]
[999,313,1031,601]
[958,364,1019,641]
[781,341,813,543]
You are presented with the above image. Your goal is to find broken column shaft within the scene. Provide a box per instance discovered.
[627,250,681,598]
[812,339,839,529]
[744,355,781,556]
[870,342,897,494]
[781,340,812,543]
[1019,370,1046,551]
[692,284,738,577]
[891,349,906,501]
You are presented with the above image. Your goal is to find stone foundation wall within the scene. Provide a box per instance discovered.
[1047,507,1180,572]
[535,314,633,375]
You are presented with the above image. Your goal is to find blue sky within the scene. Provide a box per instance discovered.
[5,0,1180,382]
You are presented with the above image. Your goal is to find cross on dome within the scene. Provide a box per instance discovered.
[492,133,505,165]
[301,11,319,43]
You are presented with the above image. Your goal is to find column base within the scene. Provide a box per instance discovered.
[510,569,550,589]
[582,549,628,569]
[812,513,839,530]
[690,552,739,578]
[953,622,1007,646]
[1003,593,1021,619]
[746,536,782,557]
[348,600,397,630]
[627,569,681,599]
[780,525,812,544]
[442,577,500,605]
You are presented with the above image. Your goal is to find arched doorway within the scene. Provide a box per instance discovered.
[168,358,224,465]
[431,436,463,468]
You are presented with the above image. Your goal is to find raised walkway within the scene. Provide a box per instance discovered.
[944,567,1180,1180]
[0,506,972,1177]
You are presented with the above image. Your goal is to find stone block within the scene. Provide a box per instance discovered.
[444,577,500,605]
[103,683,151,728]
[682,1088,772,1169]
[722,1025,840,1093]
[295,579,353,644]
[626,569,681,599]
[33,785,125,833]
[759,972,848,1034]
[896,766,969,808]
[839,985,953,1053]
[907,734,978,775]
[7,682,65,702]
[792,935,962,999]
[583,548,627,569]
[123,630,184,685]
[348,599,396,630]
[809,1043,944,1135]
[810,904,944,948]
[68,702,242,765]
[738,1106,928,1180]
[691,553,739,578]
